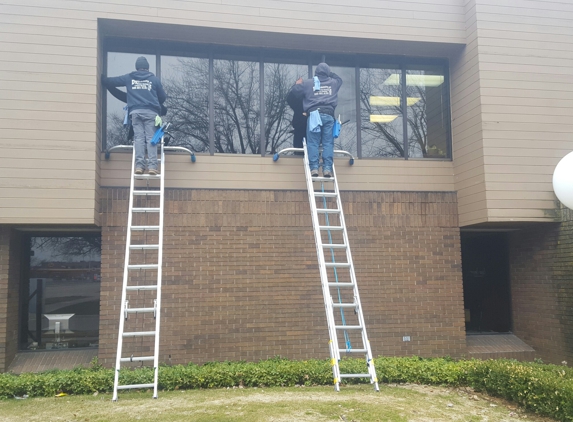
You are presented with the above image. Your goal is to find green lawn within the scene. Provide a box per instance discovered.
[0,384,556,422]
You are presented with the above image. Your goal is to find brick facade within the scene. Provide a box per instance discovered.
[0,227,22,372]
[98,189,466,367]
[509,217,573,364]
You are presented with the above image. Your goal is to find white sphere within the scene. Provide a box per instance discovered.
[553,151,573,210]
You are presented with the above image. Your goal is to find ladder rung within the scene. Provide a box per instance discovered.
[314,192,337,197]
[332,303,357,308]
[126,307,155,313]
[316,208,340,214]
[128,264,159,270]
[120,356,155,363]
[123,331,156,337]
[328,282,355,288]
[134,174,160,180]
[319,226,344,231]
[116,383,155,390]
[325,262,351,268]
[339,374,371,378]
[322,244,347,249]
[131,226,160,231]
[126,285,158,291]
[129,244,159,250]
[133,190,160,196]
[340,349,368,353]
[132,208,160,213]
[312,176,334,182]
[335,325,363,330]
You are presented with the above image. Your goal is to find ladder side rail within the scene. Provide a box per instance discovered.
[331,164,379,390]
[152,140,166,399]
[113,146,137,402]
[302,140,342,390]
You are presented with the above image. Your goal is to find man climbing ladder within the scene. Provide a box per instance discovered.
[273,144,379,392]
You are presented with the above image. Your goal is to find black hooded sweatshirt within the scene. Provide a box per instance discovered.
[290,63,343,116]
[102,70,166,115]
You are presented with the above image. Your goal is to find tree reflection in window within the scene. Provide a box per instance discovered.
[162,56,210,152]
[359,67,404,158]
[213,60,260,154]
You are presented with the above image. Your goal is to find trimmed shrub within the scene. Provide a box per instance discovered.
[0,357,572,421]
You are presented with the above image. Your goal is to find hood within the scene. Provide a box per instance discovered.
[129,70,155,80]
[315,63,330,78]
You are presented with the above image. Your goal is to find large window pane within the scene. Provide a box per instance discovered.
[162,56,210,152]
[264,62,308,154]
[406,65,449,159]
[359,66,404,158]
[23,236,101,350]
[213,59,260,154]
[106,53,156,149]
[319,65,357,157]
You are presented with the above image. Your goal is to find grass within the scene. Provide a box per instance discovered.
[0,384,557,422]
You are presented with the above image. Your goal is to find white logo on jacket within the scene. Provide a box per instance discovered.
[132,80,152,91]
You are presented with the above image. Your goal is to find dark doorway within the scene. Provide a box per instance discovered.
[461,232,512,333]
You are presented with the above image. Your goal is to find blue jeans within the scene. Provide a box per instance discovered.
[130,109,158,170]
[306,113,334,172]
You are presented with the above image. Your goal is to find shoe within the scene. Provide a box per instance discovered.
[135,168,143,175]
[323,170,332,178]
[311,169,319,177]
[148,169,159,176]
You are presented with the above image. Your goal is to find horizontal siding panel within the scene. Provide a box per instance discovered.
[0,60,95,76]
[0,198,96,209]
[487,190,557,201]
[100,153,455,191]
[0,32,95,49]
[0,51,96,67]
[0,22,96,39]
[0,71,95,86]
[0,119,95,132]
[0,100,95,114]
[0,90,96,105]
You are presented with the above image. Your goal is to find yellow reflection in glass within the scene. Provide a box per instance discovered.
[369,115,398,123]
[369,96,421,106]
[383,74,444,87]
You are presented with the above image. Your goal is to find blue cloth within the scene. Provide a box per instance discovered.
[308,110,322,133]
[313,76,320,91]
[333,117,341,138]
[306,113,335,172]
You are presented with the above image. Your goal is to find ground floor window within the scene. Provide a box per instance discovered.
[20,234,101,351]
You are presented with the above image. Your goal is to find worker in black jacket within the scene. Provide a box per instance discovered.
[102,57,166,175]
[286,77,307,155]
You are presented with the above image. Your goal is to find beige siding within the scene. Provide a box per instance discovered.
[451,0,488,226]
[475,0,573,223]
[0,0,465,225]
[100,153,455,192]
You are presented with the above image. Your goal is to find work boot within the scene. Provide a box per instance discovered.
[311,169,319,177]
[135,168,143,175]
[323,170,332,178]
[148,169,160,176]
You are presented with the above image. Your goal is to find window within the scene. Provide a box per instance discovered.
[21,235,101,350]
[360,65,404,158]
[162,55,210,152]
[102,45,451,160]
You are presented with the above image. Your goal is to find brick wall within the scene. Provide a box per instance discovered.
[99,189,466,366]
[509,220,573,364]
[0,227,21,372]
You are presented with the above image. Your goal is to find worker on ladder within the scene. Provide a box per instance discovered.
[289,62,342,178]
[102,56,167,175]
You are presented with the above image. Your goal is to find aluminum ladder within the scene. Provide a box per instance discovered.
[273,142,379,392]
[106,131,195,401]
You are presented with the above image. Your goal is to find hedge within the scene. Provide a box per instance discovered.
[1,357,572,421]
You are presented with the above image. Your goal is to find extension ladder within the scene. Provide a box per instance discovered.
[106,131,195,401]
[273,143,379,392]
